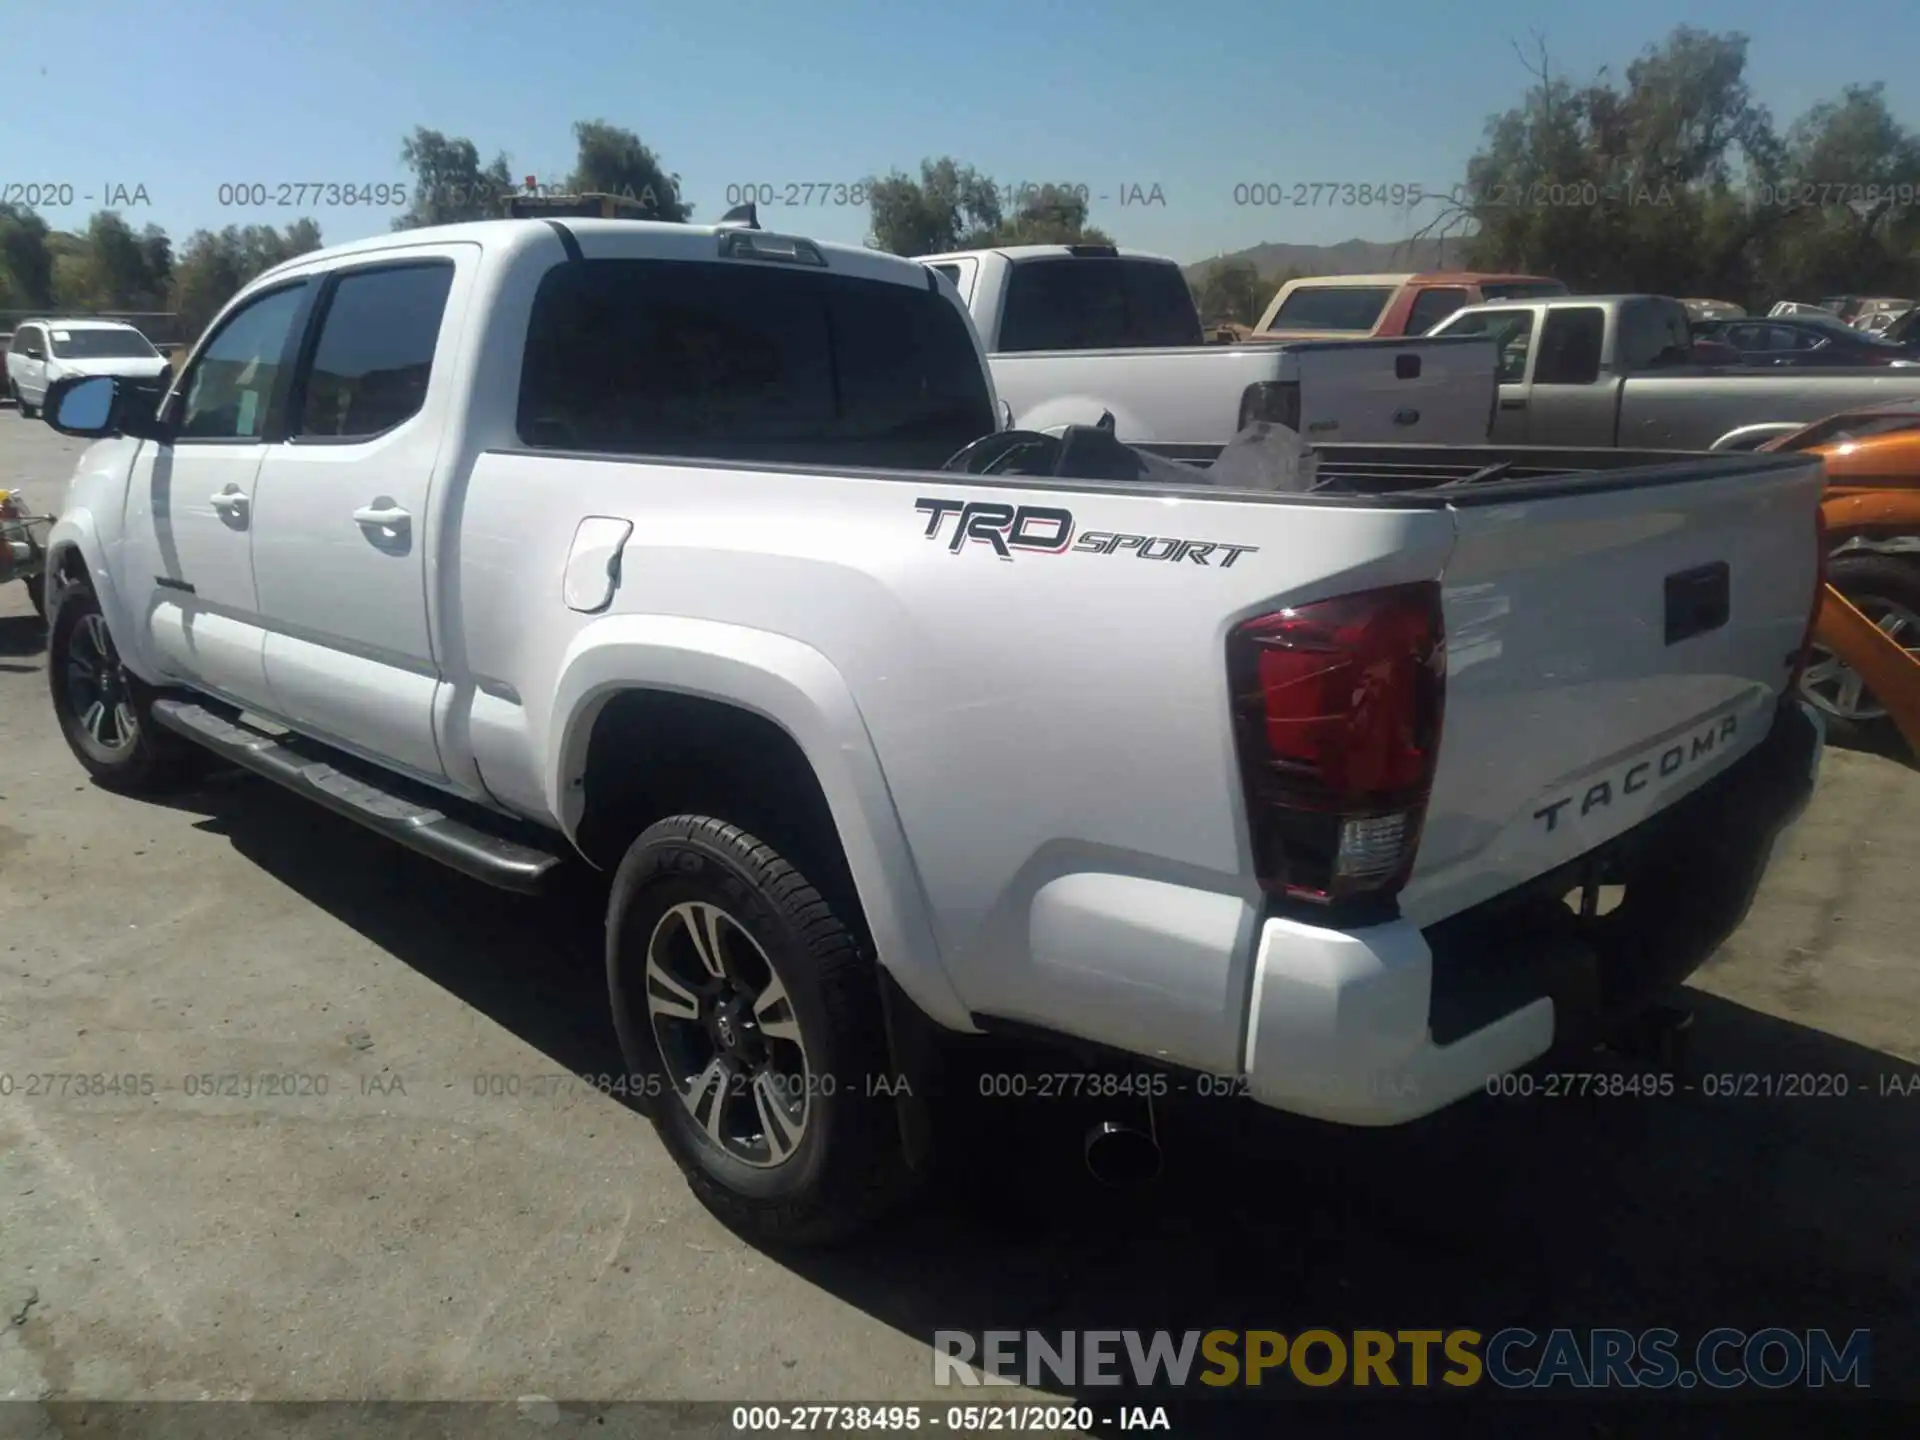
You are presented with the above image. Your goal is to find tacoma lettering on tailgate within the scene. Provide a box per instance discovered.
[1533,714,1740,833]
[914,498,1260,567]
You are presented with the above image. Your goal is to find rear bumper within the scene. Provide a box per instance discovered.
[1243,698,1824,1125]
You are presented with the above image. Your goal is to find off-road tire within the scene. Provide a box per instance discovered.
[47,582,208,792]
[606,814,914,1247]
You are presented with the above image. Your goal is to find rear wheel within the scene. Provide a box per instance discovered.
[1799,554,1920,752]
[606,815,915,1246]
[24,573,46,619]
[47,583,208,791]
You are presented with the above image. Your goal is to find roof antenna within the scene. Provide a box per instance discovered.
[717,202,761,231]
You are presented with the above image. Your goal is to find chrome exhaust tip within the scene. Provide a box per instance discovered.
[1084,1121,1162,1187]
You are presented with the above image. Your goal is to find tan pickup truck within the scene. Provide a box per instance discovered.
[1252,271,1567,341]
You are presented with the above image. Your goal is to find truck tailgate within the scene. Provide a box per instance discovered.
[1293,335,1497,445]
[1400,455,1824,926]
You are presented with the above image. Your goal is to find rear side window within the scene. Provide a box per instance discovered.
[518,259,995,469]
[1534,307,1605,384]
[295,262,453,439]
[1268,286,1395,333]
[996,258,1203,351]
[1404,288,1471,336]
[1618,300,1692,371]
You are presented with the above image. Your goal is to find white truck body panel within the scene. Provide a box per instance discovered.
[46,217,1824,1125]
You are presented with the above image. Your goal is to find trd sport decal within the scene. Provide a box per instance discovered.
[914,498,1260,567]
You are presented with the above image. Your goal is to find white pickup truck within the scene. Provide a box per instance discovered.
[42,210,1825,1246]
[918,243,1499,453]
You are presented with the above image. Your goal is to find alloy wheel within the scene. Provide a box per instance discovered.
[643,900,813,1169]
[1799,595,1920,722]
[64,613,139,752]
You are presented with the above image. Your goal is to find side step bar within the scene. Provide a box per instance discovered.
[149,699,567,894]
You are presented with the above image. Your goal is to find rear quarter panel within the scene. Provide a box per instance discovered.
[1622,372,1920,449]
[453,451,1454,1068]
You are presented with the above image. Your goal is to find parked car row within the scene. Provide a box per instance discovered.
[1692,312,1920,368]
[1423,293,1920,449]
[918,244,1499,449]
[27,205,1829,1245]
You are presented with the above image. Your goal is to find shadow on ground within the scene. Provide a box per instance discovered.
[0,611,46,664]
[142,771,1917,1435]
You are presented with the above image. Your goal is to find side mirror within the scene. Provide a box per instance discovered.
[44,374,168,441]
[46,375,117,435]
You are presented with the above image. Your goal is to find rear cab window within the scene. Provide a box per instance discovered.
[1617,300,1693,371]
[996,257,1203,351]
[1267,286,1395,333]
[518,258,995,470]
[1405,287,1471,336]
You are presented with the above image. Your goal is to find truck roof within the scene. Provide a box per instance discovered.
[1452,293,1674,309]
[254,217,935,291]
[918,243,1183,267]
[13,317,148,332]
[1406,271,1560,284]
[1276,273,1416,287]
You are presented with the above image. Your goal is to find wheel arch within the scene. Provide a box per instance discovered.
[44,515,151,674]
[547,616,971,1032]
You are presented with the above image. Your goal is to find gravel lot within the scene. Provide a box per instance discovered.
[1,408,1916,1433]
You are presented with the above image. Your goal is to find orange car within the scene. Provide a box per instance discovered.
[1761,403,1920,747]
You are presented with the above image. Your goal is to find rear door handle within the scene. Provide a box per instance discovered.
[1499,398,1528,410]
[209,489,249,514]
[353,503,411,529]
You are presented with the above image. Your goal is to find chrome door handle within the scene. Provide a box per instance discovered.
[352,504,411,529]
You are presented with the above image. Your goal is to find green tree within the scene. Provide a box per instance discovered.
[1192,259,1267,326]
[566,119,691,220]
[0,203,55,309]
[168,221,323,343]
[63,212,174,310]
[393,128,515,230]
[1438,27,1786,300]
[1762,83,1920,298]
[984,185,1113,247]
[865,158,1003,255]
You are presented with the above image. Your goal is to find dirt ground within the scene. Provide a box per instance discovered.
[1,409,1916,1436]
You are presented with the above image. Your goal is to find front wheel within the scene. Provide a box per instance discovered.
[1799,554,1920,752]
[12,384,39,420]
[606,815,915,1246]
[47,583,208,792]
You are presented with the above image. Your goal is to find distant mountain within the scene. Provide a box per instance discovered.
[1184,235,1472,282]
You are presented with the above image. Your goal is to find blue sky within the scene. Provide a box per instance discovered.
[5,0,1915,264]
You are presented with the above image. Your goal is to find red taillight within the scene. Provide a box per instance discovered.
[1238,380,1301,434]
[1227,582,1446,906]
[1787,504,1830,695]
